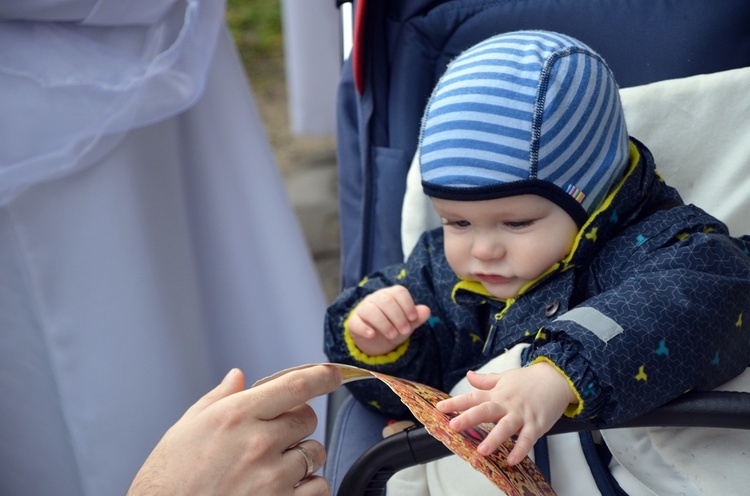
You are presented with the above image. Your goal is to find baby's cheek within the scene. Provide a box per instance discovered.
[516,251,555,280]
[443,245,468,276]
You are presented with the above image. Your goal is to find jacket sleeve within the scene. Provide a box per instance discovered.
[527,206,750,425]
[324,230,456,417]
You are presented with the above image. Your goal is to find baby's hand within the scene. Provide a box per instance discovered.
[347,285,431,356]
[436,362,577,466]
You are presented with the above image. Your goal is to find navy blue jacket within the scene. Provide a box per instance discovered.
[325,140,750,424]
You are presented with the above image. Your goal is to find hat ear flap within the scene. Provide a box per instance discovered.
[536,50,630,216]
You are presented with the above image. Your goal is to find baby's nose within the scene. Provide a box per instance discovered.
[471,234,504,260]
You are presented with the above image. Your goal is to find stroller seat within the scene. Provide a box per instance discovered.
[328,1,750,494]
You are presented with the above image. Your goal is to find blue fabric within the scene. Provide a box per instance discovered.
[579,432,628,495]
[325,140,750,424]
[323,395,390,495]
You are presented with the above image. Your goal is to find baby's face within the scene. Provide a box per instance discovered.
[432,195,578,299]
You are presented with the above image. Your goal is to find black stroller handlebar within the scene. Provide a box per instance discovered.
[337,390,750,496]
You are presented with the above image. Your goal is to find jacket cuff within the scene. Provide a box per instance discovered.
[526,339,605,420]
[527,356,584,417]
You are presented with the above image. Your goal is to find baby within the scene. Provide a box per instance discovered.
[325,30,750,470]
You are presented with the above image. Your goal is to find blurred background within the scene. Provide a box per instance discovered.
[226,0,342,302]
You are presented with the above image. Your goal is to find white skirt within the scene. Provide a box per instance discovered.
[0,28,328,495]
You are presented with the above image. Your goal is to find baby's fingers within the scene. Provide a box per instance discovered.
[476,413,524,458]
[355,298,404,339]
[505,429,537,466]
[346,313,377,339]
[384,285,420,322]
[436,389,488,415]
[382,286,431,335]
[442,399,502,432]
[465,370,502,391]
[481,419,546,465]
[358,287,416,338]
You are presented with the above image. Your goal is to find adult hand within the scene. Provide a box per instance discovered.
[127,365,342,495]
[436,362,576,466]
[347,285,431,355]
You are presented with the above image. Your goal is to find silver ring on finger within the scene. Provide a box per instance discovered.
[287,443,315,483]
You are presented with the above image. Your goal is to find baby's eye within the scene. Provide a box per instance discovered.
[505,220,534,229]
[443,219,471,228]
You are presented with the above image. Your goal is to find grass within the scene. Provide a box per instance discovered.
[225,0,284,87]
[224,0,341,302]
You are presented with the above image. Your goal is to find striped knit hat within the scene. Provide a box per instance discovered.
[419,30,630,227]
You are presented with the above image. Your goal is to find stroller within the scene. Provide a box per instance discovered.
[328,1,750,494]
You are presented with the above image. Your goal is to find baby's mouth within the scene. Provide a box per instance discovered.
[475,273,513,284]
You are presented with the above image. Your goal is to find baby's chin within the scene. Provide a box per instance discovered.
[478,280,525,300]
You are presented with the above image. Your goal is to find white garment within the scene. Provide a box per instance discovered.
[281,0,341,136]
[0,0,226,205]
[0,2,328,495]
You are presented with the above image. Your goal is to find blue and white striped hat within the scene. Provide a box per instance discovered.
[419,30,630,226]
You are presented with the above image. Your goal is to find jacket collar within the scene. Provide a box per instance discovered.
[564,138,660,268]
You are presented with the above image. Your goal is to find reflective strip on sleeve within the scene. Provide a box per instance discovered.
[555,306,623,342]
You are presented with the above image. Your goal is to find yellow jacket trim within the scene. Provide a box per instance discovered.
[529,355,585,418]
[563,141,641,265]
[451,279,493,302]
[342,302,410,365]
